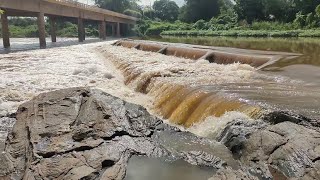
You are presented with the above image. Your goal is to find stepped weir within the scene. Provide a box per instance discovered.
[97,40,304,127]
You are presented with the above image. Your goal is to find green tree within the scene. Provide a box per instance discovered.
[124,9,142,18]
[143,7,156,20]
[316,4,320,16]
[153,0,179,22]
[262,0,288,21]
[292,0,320,14]
[293,11,306,27]
[179,0,221,23]
[234,0,265,23]
[94,0,140,13]
[192,19,207,29]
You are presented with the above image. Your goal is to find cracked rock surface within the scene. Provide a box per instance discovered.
[217,118,320,179]
[0,88,235,180]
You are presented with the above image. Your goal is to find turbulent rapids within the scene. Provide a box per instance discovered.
[1,39,320,179]
[96,40,318,131]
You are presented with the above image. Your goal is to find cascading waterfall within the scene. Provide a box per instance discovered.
[97,40,320,137]
[97,43,270,129]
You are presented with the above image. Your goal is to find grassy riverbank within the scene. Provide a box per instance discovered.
[160,29,320,37]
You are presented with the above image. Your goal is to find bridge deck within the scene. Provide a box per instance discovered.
[0,0,137,24]
[0,0,137,48]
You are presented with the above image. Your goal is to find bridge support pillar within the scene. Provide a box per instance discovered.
[82,21,85,41]
[111,24,116,37]
[49,17,57,42]
[37,12,46,49]
[78,18,84,42]
[99,21,106,40]
[125,24,130,36]
[117,22,121,37]
[98,24,102,39]
[1,10,10,48]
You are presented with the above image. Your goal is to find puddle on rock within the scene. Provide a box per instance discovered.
[125,156,216,180]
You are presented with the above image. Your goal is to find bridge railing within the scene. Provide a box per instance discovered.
[43,0,138,21]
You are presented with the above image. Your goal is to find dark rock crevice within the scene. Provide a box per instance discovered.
[37,141,105,159]
[267,139,289,157]
[312,157,320,163]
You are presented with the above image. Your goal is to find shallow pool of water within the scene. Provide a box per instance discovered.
[125,156,216,180]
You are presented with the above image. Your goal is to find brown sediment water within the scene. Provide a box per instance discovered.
[101,43,267,128]
[98,40,320,132]
[150,84,262,127]
[115,39,300,68]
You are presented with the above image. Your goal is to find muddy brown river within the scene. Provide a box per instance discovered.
[1,37,320,179]
[142,36,320,120]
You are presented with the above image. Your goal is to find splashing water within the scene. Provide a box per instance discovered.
[98,44,320,131]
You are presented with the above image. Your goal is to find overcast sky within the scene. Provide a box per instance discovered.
[78,0,185,7]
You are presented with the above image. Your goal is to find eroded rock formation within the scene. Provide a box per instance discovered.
[217,119,320,179]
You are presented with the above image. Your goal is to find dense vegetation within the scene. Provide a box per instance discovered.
[0,17,100,38]
[3,0,320,38]
[133,0,320,37]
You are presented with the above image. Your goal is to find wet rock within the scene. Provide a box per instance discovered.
[209,168,259,180]
[216,119,267,158]
[217,119,320,179]
[263,111,320,132]
[0,88,234,179]
[0,117,16,151]
[153,130,239,169]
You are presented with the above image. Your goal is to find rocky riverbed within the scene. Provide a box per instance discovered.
[0,87,319,179]
[0,40,320,179]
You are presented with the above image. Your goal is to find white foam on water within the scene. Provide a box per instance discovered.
[0,40,152,116]
[98,44,320,120]
[188,111,254,138]
[98,45,259,87]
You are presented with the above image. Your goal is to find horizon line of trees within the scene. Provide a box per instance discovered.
[92,0,320,36]
[4,0,320,37]
[94,0,320,25]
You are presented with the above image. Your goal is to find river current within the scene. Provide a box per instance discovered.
[1,37,320,179]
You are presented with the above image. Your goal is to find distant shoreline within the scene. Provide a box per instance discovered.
[161,30,320,38]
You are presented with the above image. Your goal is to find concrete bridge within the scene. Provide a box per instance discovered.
[0,0,138,48]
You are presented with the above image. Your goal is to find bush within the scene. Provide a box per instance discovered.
[86,25,99,37]
[9,25,40,37]
[137,20,192,36]
[161,29,320,37]
[192,20,207,30]
[143,9,156,20]
[145,24,171,36]
[250,21,296,30]
[299,30,320,37]
[56,22,78,37]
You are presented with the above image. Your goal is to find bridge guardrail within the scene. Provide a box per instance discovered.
[43,0,138,21]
